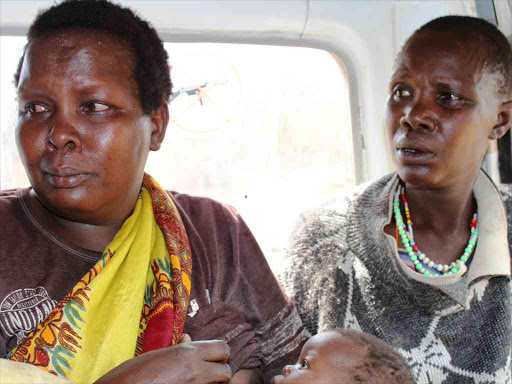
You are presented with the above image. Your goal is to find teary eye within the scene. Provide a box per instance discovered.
[82,102,111,113]
[437,92,472,108]
[26,103,50,113]
[392,87,411,101]
[438,93,460,101]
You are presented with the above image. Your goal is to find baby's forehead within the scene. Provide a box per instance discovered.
[308,332,368,359]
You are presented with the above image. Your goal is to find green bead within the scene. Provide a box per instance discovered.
[399,229,405,235]
[410,255,418,261]
[455,263,461,270]
[469,240,476,246]
[465,247,471,253]
[424,270,431,276]
[450,267,457,273]
[460,255,468,262]
[405,246,413,253]
[415,263,422,270]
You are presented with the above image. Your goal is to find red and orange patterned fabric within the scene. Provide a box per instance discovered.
[7,174,192,383]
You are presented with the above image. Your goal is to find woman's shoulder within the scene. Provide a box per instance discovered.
[0,189,21,200]
[287,173,396,257]
[168,190,240,222]
[0,188,25,213]
[296,173,396,227]
[166,190,251,246]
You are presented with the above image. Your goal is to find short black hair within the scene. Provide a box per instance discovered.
[406,15,512,97]
[332,329,414,384]
[14,0,171,114]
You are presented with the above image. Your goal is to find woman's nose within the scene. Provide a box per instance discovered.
[46,114,82,152]
[400,101,437,133]
[282,365,294,376]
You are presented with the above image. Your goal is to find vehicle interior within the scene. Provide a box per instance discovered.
[1,0,511,272]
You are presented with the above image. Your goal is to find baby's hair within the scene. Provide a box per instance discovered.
[14,0,171,115]
[332,329,414,384]
[404,15,512,98]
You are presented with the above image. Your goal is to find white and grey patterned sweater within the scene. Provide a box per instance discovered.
[283,172,512,384]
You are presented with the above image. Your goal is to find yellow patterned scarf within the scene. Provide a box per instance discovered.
[7,174,192,383]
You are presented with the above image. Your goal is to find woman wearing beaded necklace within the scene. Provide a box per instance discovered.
[283,16,512,383]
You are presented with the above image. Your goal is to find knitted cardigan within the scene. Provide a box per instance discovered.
[283,172,512,384]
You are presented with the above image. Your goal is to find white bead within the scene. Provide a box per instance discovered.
[428,261,435,267]
[436,265,443,272]
[450,262,456,267]
[413,260,419,264]
[443,265,449,272]
[424,257,430,264]
[456,259,463,265]
[419,253,426,260]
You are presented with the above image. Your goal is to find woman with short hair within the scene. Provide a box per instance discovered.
[284,16,512,383]
[0,1,307,382]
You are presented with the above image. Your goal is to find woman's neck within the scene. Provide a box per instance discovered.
[404,180,477,237]
[26,189,124,252]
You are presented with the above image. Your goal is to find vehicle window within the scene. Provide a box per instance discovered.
[1,37,27,189]
[0,38,354,272]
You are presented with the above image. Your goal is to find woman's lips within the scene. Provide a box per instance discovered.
[396,147,436,162]
[45,172,91,188]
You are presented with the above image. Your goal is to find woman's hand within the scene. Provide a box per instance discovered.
[94,338,232,384]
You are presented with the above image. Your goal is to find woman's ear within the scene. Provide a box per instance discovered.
[149,103,169,151]
[489,101,512,140]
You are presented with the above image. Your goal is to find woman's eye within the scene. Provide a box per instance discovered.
[299,360,310,370]
[25,103,49,113]
[439,93,460,101]
[438,92,470,107]
[392,87,411,100]
[83,102,111,113]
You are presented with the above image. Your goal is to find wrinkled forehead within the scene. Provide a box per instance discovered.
[394,29,489,79]
[25,30,135,77]
[19,30,137,92]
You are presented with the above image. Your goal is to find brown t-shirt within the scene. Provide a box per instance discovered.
[0,188,306,379]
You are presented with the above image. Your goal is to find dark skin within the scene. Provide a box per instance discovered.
[272,331,388,384]
[16,31,261,384]
[383,29,512,266]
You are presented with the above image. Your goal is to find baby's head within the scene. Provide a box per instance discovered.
[272,329,413,384]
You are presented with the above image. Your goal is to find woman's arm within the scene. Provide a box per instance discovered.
[94,340,232,384]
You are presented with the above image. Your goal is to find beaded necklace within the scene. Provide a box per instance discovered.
[393,183,479,277]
